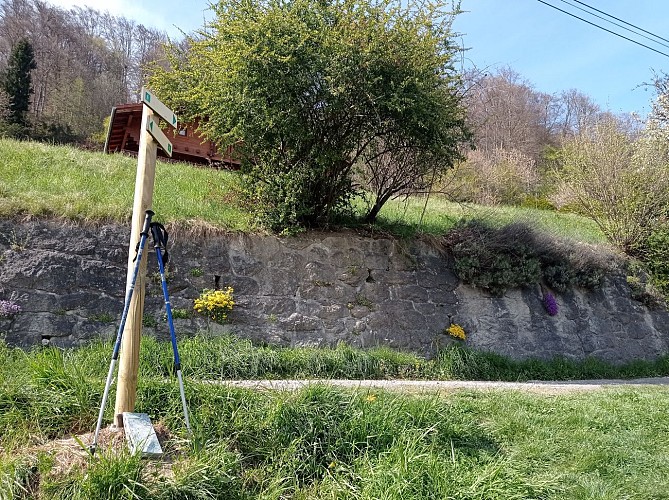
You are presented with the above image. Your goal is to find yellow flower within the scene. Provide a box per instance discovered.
[446,323,466,341]
[328,461,336,469]
[365,394,377,402]
[193,287,234,323]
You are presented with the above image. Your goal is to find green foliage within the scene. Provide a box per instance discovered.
[169,308,192,320]
[447,220,613,295]
[636,224,669,298]
[1,39,36,129]
[89,312,114,323]
[32,121,83,145]
[150,0,469,230]
[90,115,111,146]
[519,195,556,211]
[142,314,158,328]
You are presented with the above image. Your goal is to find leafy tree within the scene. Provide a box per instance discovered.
[2,38,36,129]
[150,0,470,230]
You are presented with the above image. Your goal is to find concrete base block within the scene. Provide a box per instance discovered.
[122,412,163,458]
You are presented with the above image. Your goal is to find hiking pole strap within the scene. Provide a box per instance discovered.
[150,222,169,265]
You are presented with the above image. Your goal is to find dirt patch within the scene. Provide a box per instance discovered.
[20,423,178,479]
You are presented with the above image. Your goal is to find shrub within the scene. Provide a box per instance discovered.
[447,148,540,206]
[149,0,470,230]
[445,220,613,295]
[636,224,669,297]
[556,116,669,251]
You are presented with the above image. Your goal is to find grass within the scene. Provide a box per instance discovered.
[0,139,252,231]
[0,138,606,244]
[367,195,607,243]
[1,336,669,498]
[5,334,669,388]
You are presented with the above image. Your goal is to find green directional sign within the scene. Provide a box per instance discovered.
[146,117,173,157]
[140,87,177,128]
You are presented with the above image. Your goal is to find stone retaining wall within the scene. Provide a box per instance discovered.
[1,219,667,364]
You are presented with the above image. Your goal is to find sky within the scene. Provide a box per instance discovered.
[46,0,669,117]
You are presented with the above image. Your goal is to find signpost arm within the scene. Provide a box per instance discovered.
[113,105,158,427]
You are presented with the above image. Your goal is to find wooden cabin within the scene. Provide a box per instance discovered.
[103,103,240,168]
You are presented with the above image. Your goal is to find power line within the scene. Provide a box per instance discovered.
[535,0,669,58]
[569,0,669,46]
[557,0,669,50]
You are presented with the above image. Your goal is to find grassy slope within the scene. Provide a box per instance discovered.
[0,139,252,231]
[1,341,668,498]
[0,138,607,243]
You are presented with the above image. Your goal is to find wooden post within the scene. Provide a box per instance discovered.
[113,106,158,427]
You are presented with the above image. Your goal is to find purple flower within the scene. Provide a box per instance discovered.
[0,300,21,318]
[542,292,558,316]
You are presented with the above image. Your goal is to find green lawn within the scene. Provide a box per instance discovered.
[0,138,607,244]
[1,338,668,499]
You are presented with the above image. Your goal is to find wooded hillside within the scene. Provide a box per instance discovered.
[0,0,167,142]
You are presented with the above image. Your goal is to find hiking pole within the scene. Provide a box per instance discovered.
[150,221,192,435]
[90,210,154,455]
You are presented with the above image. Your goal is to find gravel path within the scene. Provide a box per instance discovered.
[220,377,669,395]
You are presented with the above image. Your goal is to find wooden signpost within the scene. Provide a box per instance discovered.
[113,88,176,427]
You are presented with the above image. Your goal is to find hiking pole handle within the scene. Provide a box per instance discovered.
[141,210,155,239]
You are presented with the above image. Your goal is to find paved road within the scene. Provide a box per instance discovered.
[221,377,669,394]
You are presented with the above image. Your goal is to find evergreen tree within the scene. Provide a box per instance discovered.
[2,38,36,128]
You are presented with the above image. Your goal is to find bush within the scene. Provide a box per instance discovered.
[556,116,669,251]
[149,0,470,231]
[446,220,613,295]
[447,148,540,206]
[637,224,669,296]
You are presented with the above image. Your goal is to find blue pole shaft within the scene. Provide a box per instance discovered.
[154,236,191,434]
[91,210,154,453]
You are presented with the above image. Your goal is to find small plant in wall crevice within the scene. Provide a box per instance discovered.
[0,297,21,318]
[194,287,235,323]
[445,323,466,341]
[542,290,559,316]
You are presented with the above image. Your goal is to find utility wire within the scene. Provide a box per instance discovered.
[535,0,669,58]
[569,0,669,45]
[557,0,669,50]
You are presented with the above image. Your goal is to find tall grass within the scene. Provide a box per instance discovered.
[3,335,668,394]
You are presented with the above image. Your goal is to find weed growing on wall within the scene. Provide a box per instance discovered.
[0,298,21,318]
[445,323,466,340]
